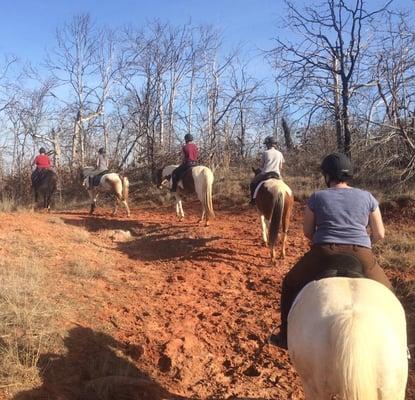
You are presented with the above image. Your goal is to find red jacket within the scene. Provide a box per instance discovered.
[33,154,51,169]
[182,143,198,162]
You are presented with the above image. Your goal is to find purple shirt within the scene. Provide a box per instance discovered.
[308,187,379,248]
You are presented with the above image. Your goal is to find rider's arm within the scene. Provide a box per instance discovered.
[259,152,265,171]
[369,207,385,243]
[303,205,316,240]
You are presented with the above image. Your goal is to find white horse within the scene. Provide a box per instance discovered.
[81,167,130,217]
[157,165,215,226]
[288,277,408,400]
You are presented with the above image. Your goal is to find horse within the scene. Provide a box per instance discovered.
[157,164,215,226]
[31,169,58,211]
[288,276,408,400]
[252,168,294,262]
[81,167,130,217]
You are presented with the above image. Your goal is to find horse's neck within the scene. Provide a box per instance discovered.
[164,165,179,177]
[83,167,96,177]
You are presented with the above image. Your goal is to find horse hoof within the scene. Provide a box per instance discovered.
[205,221,210,227]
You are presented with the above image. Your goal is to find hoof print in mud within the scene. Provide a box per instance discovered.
[158,354,172,373]
[243,365,261,377]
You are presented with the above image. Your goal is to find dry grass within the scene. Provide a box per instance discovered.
[374,227,415,271]
[64,258,107,280]
[0,259,62,393]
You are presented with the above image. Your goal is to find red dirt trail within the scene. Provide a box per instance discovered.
[0,201,413,399]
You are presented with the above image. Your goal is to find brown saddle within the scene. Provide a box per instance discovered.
[316,254,365,280]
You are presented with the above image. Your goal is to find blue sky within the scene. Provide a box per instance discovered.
[0,0,413,78]
[0,1,280,61]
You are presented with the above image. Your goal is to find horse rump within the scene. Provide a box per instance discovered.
[288,278,408,400]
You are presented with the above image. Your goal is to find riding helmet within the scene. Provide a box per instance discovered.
[184,134,194,143]
[263,136,277,147]
[39,147,46,154]
[98,147,106,154]
[321,153,353,181]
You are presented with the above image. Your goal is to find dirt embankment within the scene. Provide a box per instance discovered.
[0,201,413,399]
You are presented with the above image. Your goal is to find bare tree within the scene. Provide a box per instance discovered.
[269,0,391,156]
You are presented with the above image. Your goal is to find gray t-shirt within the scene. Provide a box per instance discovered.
[308,187,379,248]
[261,148,284,174]
[96,154,108,172]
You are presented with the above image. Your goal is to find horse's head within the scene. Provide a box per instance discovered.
[156,165,176,189]
[252,167,261,176]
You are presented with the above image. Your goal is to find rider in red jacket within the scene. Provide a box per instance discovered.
[31,147,52,186]
[171,134,198,192]
[32,147,52,170]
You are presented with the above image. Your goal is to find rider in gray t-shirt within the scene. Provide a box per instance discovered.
[308,187,379,248]
[269,152,392,349]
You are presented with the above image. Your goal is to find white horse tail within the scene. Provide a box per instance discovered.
[329,310,377,400]
[122,176,129,202]
[268,186,284,250]
[203,167,215,219]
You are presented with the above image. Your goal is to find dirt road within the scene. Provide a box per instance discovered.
[1,201,413,399]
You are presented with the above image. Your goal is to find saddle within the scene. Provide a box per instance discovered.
[178,167,196,192]
[316,253,365,280]
[251,171,281,198]
[262,171,280,181]
[31,168,51,186]
[89,170,109,188]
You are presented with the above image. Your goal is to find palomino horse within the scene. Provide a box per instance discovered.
[252,168,294,262]
[157,165,215,226]
[81,167,130,217]
[31,169,58,211]
[288,276,408,399]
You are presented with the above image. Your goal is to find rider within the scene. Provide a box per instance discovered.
[87,148,109,189]
[270,153,392,349]
[171,134,198,192]
[96,147,108,173]
[249,136,285,204]
[31,147,52,185]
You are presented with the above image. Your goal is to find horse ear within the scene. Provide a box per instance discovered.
[252,166,256,173]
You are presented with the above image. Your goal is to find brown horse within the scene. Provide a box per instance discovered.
[31,169,58,211]
[252,168,294,262]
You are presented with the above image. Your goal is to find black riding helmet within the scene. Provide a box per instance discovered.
[263,136,277,147]
[39,147,46,154]
[98,147,106,154]
[321,153,353,182]
[184,134,193,143]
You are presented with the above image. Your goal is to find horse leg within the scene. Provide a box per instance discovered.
[89,191,97,215]
[112,196,119,216]
[280,194,294,258]
[122,200,131,217]
[198,211,205,225]
[260,215,268,245]
[174,193,184,221]
[178,199,185,221]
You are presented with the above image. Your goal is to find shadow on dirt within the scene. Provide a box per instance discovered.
[13,326,185,400]
[61,214,144,236]
[117,232,257,264]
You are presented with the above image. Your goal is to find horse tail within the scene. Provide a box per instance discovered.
[329,311,377,400]
[268,185,285,251]
[203,168,215,219]
[122,176,129,202]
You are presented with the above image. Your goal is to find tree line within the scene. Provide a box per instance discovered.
[0,0,414,201]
